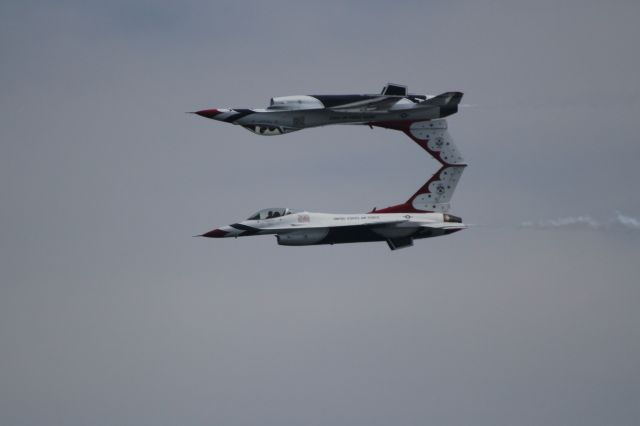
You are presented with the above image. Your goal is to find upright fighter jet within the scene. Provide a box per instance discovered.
[192,83,462,141]
[198,121,467,250]
[198,165,465,250]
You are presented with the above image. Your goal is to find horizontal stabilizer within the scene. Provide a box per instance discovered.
[410,91,463,118]
[420,92,463,107]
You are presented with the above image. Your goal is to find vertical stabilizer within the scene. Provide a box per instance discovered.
[406,119,465,165]
[409,165,465,212]
[373,165,466,214]
[372,118,465,166]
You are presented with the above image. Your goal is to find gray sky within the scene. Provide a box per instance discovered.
[1,1,639,425]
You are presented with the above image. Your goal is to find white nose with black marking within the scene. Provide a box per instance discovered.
[200,223,259,238]
[194,108,254,123]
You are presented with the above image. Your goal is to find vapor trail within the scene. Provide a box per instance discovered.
[520,212,640,232]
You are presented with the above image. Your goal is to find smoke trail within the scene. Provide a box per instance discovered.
[521,215,600,230]
[610,212,640,230]
[521,213,640,232]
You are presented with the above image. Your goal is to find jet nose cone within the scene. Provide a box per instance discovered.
[193,109,221,119]
[200,228,228,238]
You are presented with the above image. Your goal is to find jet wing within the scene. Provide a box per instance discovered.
[218,218,410,239]
[276,218,408,233]
[331,91,463,114]
[345,219,409,228]
[328,96,402,113]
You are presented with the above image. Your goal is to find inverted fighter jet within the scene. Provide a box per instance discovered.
[192,83,463,151]
[199,160,466,251]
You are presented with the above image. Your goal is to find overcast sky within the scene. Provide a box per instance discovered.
[1,1,639,425]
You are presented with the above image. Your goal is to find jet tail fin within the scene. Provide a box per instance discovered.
[371,118,465,166]
[407,165,465,212]
[373,165,466,214]
[405,119,465,165]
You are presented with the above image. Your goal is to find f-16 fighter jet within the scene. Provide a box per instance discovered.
[198,163,466,250]
[197,108,467,250]
[192,83,462,160]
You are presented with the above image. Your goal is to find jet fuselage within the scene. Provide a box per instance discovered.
[194,84,467,250]
[194,91,461,136]
[201,209,465,250]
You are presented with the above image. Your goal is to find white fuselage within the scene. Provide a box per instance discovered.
[199,94,453,136]
[211,211,466,247]
[235,107,442,131]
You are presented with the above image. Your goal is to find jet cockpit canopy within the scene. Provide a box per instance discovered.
[246,207,296,221]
